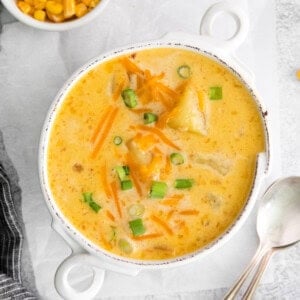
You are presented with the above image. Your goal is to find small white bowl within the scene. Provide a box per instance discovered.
[1,0,110,31]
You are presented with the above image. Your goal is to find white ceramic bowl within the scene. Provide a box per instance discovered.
[39,2,271,299]
[1,0,110,31]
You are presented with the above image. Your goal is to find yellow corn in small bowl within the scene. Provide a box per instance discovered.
[2,0,109,30]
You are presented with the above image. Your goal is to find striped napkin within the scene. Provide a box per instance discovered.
[0,131,37,300]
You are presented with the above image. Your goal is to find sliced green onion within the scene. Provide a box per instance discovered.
[121,88,138,108]
[83,192,93,203]
[113,136,123,145]
[143,112,158,124]
[121,180,133,190]
[115,166,132,190]
[174,179,194,189]
[209,86,222,100]
[128,203,145,218]
[115,166,126,181]
[89,201,101,212]
[82,192,101,213]
[129,218,146,236]
[150,181,168,198]
[123,166,130,176]
[115,166,130,181]
[170,153,184,165]
[177,65,191,79]
[118,239,133,254]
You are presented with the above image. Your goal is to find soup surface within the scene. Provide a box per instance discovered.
[47,48,265,260]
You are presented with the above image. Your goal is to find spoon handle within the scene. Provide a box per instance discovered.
[242,248,274,299]
[224,244,268,300]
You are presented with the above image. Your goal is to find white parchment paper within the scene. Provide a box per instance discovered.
[0,0,284,299]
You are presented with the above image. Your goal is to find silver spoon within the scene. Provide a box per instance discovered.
[225,176,300,299]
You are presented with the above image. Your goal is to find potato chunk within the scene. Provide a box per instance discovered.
[127,134,163,181]
[166,85,209,135]
[192,153,232,176]
[127,136,152,166]
[203,193,223,211]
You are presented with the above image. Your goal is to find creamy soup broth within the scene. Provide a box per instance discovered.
[47,48,265,260]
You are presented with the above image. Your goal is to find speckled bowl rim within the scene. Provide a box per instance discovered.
[39,40,270,269]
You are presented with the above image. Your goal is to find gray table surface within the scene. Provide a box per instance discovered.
[0,0,299,299]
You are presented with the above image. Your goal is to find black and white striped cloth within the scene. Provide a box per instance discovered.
[0,131,37,300]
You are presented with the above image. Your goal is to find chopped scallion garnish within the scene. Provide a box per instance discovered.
[115,166,127,181]
[118,239,133,254]
[121,180,133,190]
[115,166,132,190]
[143,112,158,124]
[113,136,123,145]
[89,201,101,212]
[174,179,194,189]
[170,153,184,165]
[121,88,138,108]
[123,166,130,176]
[177,65,191,79]
[115,166,130,181]
[209,86,222,100]
[129,218,146,236]
[82,192,101,213]
[128,203,145,218]
[150,181,168,198]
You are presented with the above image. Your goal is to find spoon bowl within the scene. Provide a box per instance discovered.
[257,176,300,248]
[225,176,300,299]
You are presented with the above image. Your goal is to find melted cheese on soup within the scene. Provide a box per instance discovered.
[47,48,265,260]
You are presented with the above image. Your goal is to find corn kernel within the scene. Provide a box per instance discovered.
[34,0,46,8]
[34,1,45,9]
[75,3,87,17]
[47,11,64,22]
[81,0,91,7]
[17,1,32,14]
[296,70,300,80]
[24,0,34,5]
[46,1,63,14]
[89,0,96,8]
[33,9,46,21]
[63,0,75,18]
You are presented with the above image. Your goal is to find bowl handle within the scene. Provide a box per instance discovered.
[200,0,249,52]
[55,253,105,300]
[51,220,140,299]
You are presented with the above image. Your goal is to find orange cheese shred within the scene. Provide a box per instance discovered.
[113,80,125,101]
[90,105,113,143]
[166,210,175,221]
[101,164,112,198]
[110,181,122,218]
[121,57,144,76]
[132,233,163,241]
[130,169,143,197]
[130,108,152,114]
[106,210,115,222]
[133,125,181,150]
[161,194,184,206]
[163,155,172,177]
[149,81,178,98]
[91,107,119,158]
[151,215,173,235]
